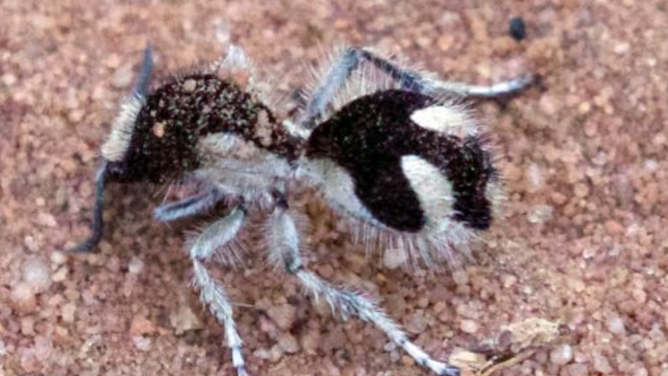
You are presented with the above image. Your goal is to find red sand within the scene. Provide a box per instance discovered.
[2,1,667,375]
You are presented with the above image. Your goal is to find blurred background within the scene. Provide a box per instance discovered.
[1,0,667,375]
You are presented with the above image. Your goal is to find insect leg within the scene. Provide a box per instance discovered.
[299,47,363,129]
[267,203,460,376]
[355,48,534,98]
[299,46,533,130]
[154,188,224,222]
[426,73,534,98]
[189,207,248,376]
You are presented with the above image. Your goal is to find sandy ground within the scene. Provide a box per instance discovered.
[2,0,668,375]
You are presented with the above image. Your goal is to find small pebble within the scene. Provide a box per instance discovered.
[253,348,270,360]
[614,42,630,55]
[525,163,544,192]
[277,333,300,354]
[33,336,53,362]
[259,314,278,333]
[132,336,151,351]
[565,363,589,376]
[460,319,478,334]
[502,275,518,288]
[607,316,626,335]
[21,317,35,336]
[386,293,407,315]
[509,16,527,41]
[112,65,133,88]
[169,305,203,335]
[452,270,469,286]
[632,288,647,304]
[574,183,589,198]
[22,256,52,293]
[61,302,77,323]
[300,327,321,354]
[11,282,37,313]
[269,344,284,363]
[592,352,613,374]
[50,251,67,266]
[604,220,625,236]
[267,303,297,331]
[37,212,58,227]
[130,315,156,336]
[51,266,68,283]
[127,257,145,275]
[405,311,428,334]
[322,329,347,351]
[549,344,573,365]
[527,204,554,224]
[2,73,17,86]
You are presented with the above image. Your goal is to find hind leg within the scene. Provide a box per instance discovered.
[266,201,460,376]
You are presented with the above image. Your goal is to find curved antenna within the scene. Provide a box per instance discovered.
[69,160,108,253]
[69,43,154,253]
[132,42,154,98]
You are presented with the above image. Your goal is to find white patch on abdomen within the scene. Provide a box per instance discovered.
[298,158,379,225]
[409,105,477,137]
[400,155,454,233]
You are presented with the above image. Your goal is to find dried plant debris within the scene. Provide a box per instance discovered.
[450,318,562,376]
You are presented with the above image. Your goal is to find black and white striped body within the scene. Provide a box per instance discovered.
[303,89,498,234]
[71,44,532,376]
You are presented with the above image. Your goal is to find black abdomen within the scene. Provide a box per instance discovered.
[305,90,496,232]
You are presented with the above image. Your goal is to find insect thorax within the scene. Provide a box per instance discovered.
[103,74,300,185]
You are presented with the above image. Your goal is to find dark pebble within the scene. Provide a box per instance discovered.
[509,16,526,41]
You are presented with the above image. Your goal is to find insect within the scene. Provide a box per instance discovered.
[69,43,533,376]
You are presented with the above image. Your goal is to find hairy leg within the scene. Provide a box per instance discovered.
[188,207,248,376]
[354,48,533,98]
[266,203,460,376]
[300,46,533,129]
[154,189,223,222]
[299,48,362,129]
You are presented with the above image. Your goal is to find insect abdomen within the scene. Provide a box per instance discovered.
[305,89,497,233]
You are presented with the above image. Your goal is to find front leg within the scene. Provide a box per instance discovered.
[154,188,224,222]
[267,201,460,376]
[188,206,248,376]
